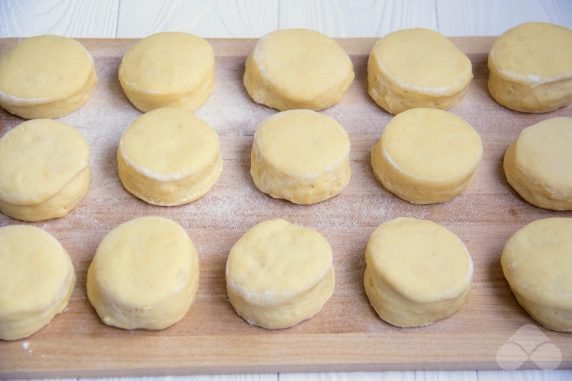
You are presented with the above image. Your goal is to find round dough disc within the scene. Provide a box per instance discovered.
[244,29,354,111]
[504,117,572,210]
[371,108,482,204]
[502,218,572,332]
[364,217,473,327]
[0,35,96,119]
[119,32,215,112]
[0,119,90,222]
[251,109,351,204]
[368,28,473,114]
[488,22,572,113]
[0,225,75,341]
[226,218,334,329]
[118,107,222,206]
[87,216,200,330]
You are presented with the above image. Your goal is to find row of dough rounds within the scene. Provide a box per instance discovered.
[1,110,571,223]
[2,214,571,341]
[0,23,570,119]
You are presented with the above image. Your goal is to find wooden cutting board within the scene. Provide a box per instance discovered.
[0,37,571,378]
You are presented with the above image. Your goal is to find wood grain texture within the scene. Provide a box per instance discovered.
[0,0,118,38]
[278,0,437,37]
[435,0,572,36]
[117,0,278,38]
[0,37,571,379]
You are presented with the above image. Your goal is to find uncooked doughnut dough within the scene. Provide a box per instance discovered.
[119,32,214,112]
[0,35,96,119]
[250,109,351,204]
[368,29,473,115]
[118,107,222,206]
[504,117,572,210]
[226,219,334,329]
[502,218,572,332]
[244,29,354,111]
[0,225,75,341]
[488,22,572,113]
[0,119,90,222]
[371,108,482,204]
[87,216,199,330]
[364,217,473,328]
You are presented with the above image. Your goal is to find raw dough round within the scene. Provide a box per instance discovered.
[244,29,354,111]
[226,218,334,329]
[488,22,572,113]
[118,107,222,206]
[0,35,96,119]
[371,108,482,204]
[0,225,75,341]
[364,217,473,327]
[502,218,572,332]
[368,28,473,115]
[504,117,572,210]
[119,32,214,112]
[87,216,199,330]
[0,119,90,222]
[250,109,351,204]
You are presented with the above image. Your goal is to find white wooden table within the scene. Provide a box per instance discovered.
[1,1,571,380]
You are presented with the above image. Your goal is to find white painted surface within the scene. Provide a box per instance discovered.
[1,0,571,380]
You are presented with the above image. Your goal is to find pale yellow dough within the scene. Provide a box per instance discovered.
[87,216,199,330]
[226,219,334,329]
[0,119,90,221]
[0,225,75,341]
[364,217,473,328]
[118,107,222,206]
[371,108,482,204]
[244,29,354,111]
[119,32,214,112]
[504,117,572,210]
[0,35,96,119]
[488,22,572,113]
[368,29,473,115]
[251,109,351,204]
[502,218,572,332]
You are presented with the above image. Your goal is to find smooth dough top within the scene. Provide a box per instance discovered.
[502,218,572,308]
[119,32,214,94]
[381,108,482,181]
[0,119,89,205]
[366,217,472,303]
[226,219,333,306]
[254,109,350,177]
[91,216,197,308]
[0,35,94,102]
[489,22,572,85]
[0,225,73,318]
[252,29,353,102]
[119,107,220,180]
[369,28,473,95]
[513,117,572,195]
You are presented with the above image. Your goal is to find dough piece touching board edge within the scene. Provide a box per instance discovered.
[0,35,96,119]
[244,29,354,111]
[488,22,572,113]
[0,119,90,222]
[0,225,75,341]
[368,28,473,114]
[502,218,572,332]
[504,117,572,210]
